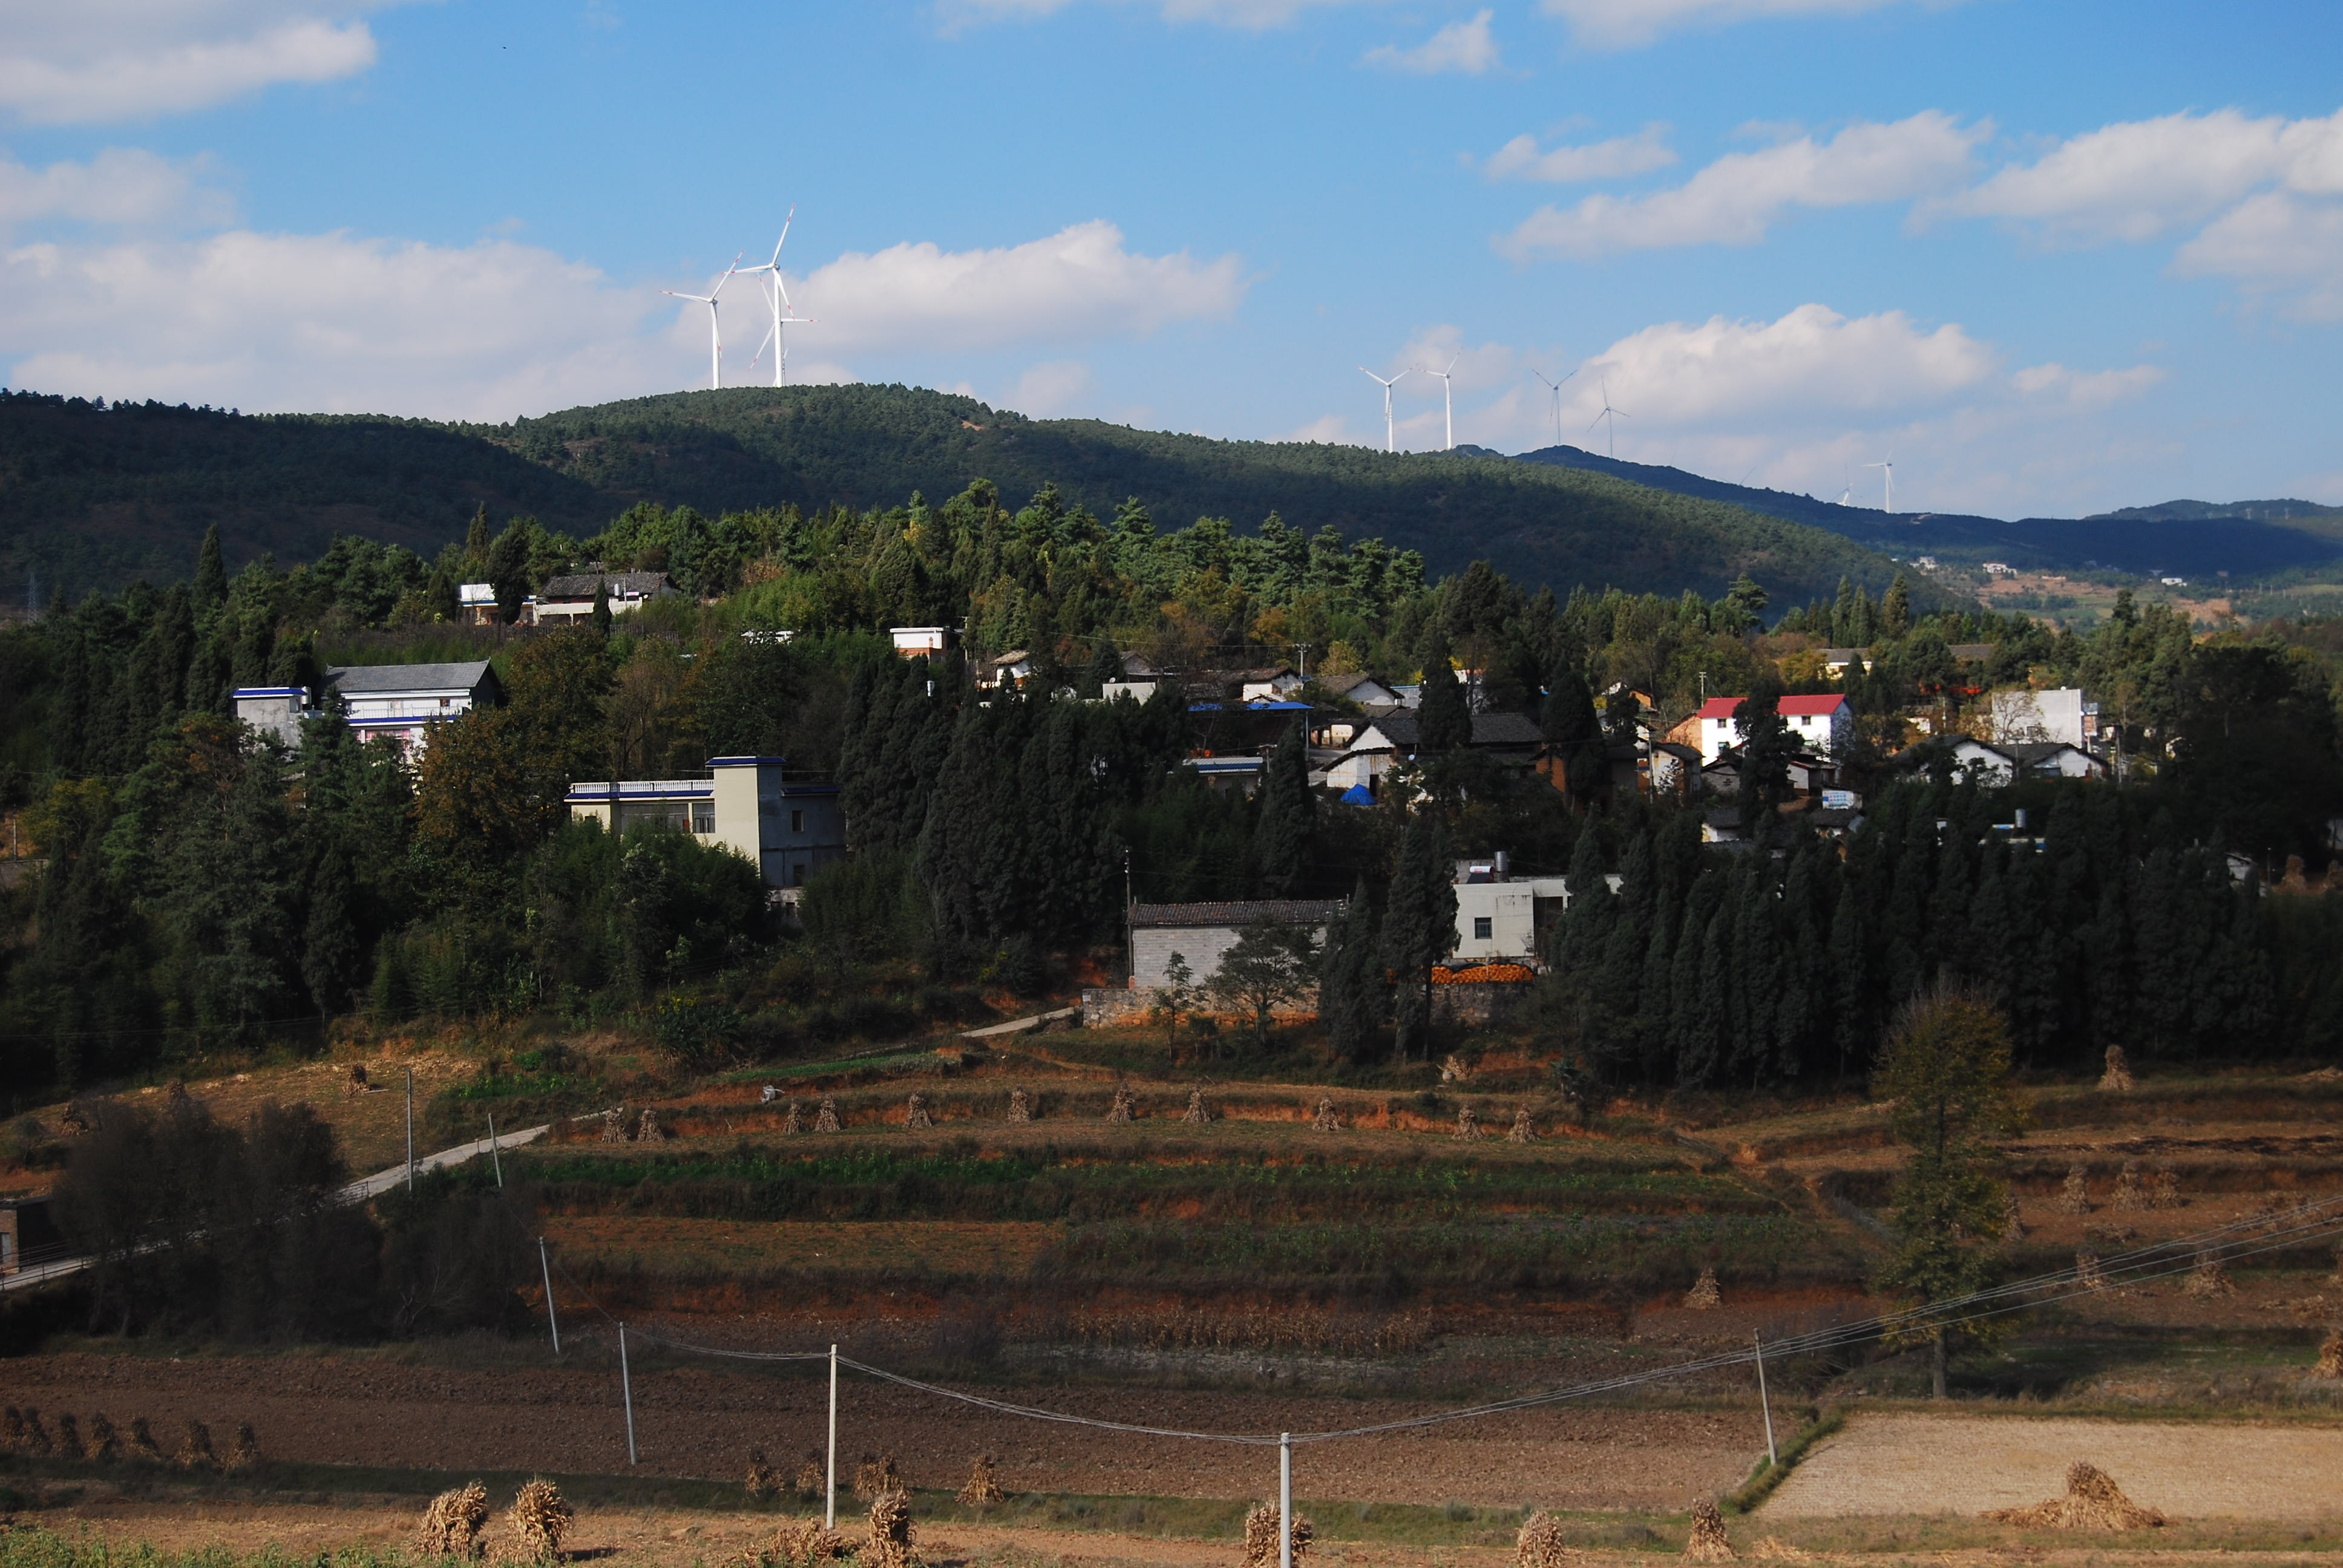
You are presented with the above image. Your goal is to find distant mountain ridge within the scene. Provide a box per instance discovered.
[1515,443,2343,581]
[1,385,1933,609]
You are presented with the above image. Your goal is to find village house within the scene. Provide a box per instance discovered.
[234,660,503,757]
[458,582,499,626]
[565,756,845,896]
[890,626,952,658]
[1907,736,2108,786]
[531,570,677,626]
[1691,693,1853,763]
[1125,898,1346,988]
[0,1196,62,1277]
[1988,686,2097,748]
[1319,711,1544,797]
[1318,671,1403,713]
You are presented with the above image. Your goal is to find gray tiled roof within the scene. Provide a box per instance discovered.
[326,661,496,694]
[1129,900,1346,928]
[539,571,674,600]
[1370,711,1543,749]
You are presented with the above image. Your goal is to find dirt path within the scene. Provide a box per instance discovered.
[1763,1411,2343,1520]
[0,1349,1762,1512]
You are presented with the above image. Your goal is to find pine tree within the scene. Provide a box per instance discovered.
[1254,722,1315,898]
[1539,665,1604,804]
[1381,811,1455,1059]
[1083,637,1123,697]
[1882,574,1912,637]
[1416,638,1471,755]
[591,579,612,637]
[299,848,362,1016]
[194,524,228,616]
[1320,877,1383,1061]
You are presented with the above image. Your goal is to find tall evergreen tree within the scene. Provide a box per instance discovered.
[1254,722,1316,898]
[194,524,228,616]
[1416,638,1471,755]
[1319,877,1384,1062]
[1381,810,1455,1060]
[1539,664,1605,805]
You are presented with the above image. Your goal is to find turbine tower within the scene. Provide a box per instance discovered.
[1528,367,1575,449]
[664,253,741,391]
[739,210,816,388]
[1865,458,1895,513]
[1588,379,1629,460]
[1359,365,1411,453]
[1424,354,1459,451]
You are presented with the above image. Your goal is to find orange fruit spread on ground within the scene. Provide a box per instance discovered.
[1430,962,1536,984]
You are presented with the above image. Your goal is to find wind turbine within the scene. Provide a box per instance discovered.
[1865,457,1895,513]
[1423,354,1459,451]
[738,210,816,388]
[1528,367,1576,449]
[1359,365,1411,452]
[1587,379,1629,460]
[663,253,741,390]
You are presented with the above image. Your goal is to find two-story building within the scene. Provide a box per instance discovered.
[1693,693,1853,762]
[233,660,502,758]
[565,756,845,897]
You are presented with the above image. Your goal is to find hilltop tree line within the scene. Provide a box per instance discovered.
[1,478,2339,1102]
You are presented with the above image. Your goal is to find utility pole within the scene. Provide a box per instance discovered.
[1279,1434,1293,1568]
[1754,1332,1778,1468]
[825,1344,839,1529]
[538,1238,560,1353]
[620,1324,637,1464]
[405,1067,415,1193]
[1124,849,1135,988]
[488,1113,502,1187]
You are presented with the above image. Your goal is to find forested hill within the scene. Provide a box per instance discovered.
[2,385,1927,608]
[1518,443,2343,580]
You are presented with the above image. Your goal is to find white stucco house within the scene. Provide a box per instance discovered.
[1694,693,1853,763]
[565,756,845,895]
[235,660,502,758]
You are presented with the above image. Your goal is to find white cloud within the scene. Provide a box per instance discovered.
[1926,107,2343,243]
[1278,413,1363,445]
[1484,124,1676,183]
[2010,361,2168,411]
[1007,359,1096,416]
[939,0,1369,30]
[1365,9,1499,74]
[1376,324,1526,393]
[1499,112,1983,257]
[2174,191,2343,321]
[0,220,1246,420]
[793,220,1246,354]
[0,4,401,124]
[0,149,234,230]
[1540,0,1919,50]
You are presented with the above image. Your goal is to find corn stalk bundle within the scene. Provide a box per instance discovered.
[126,1417,163,1463]
[747,1448,781,1500]
[781,1102,804,1134]
[2111,1160,2148,1212]
[1509,1107,1535,1143]
[0,1408,23,1454]
[84,1413,119,1462]
[1311,1097,1339,1132]
[599,1108,628,1143]
[502,1477,574,1563]
[175,1419,218,1471]
[1746,1539,1817,1563]
[794,1451,825,1498]
[2057,1164,2091,1214]
[1515,1509,1579,1568]
[771,1518,844,1567]
[1683,1266,1722,1310]
[13,1408,48,1457]
[2076,1249,2109,1290]
[865,1491,919,1568]
[55,1414,80,1459]
[1107,1086,1135,1124]
[2099,1046,2135,1092]
[2183,1251,2235,1297]
[637,1107,667,1142]
[1454,1103,1482,1140]
[956,1454,1005,1509]
[2315,1328,2343,1379]
[905,1093,934,1130]
[344,1063,371,1098]
[2002,1190,2025,1240]
[1240,1502,1312,1568]
[1182,1087,1211,1124]
[814,1097,841,1134]
[224,1421,259,1472]
[1008,1088,1032,1123]
[1683,1500,1735,1562]
[415,1481,491,1559]
[1985,1462,2165,1529]
[2149,1163,2181,1208]
[853,1452,903,1500]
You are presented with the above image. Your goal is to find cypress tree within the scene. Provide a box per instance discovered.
[591,579,612,637]
[194,524,228,616]
[1254,722,1315,898]
[1416,638,1471,755]
[1882,574,1912,636]
[1320,877,1384,1062]
[1539,664,1604,803]
[1084,637,1123,697]
[300,848,362,1017]
[1381,811,1455,1059]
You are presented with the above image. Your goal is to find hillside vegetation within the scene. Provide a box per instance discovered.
[2,386,1929,607]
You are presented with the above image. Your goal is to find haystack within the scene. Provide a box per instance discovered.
[637,1108,667,1143]
[957,1453,1006,1509]
[84,1413,119,1462]
[174,1419,217,1471]
[2183,1251,2235,1298]
[1107,1086,1135,1123]
[59,1102,93,1133]
[1509,1108,1535,1143]
[2111,1160,2148,1212]
[1008,1088,1032,1123]
[1683,1499,1735,1562]
[1311,1097,1339,1132]
[853,1452,903,1500]
[2314,1328,2342,1379]
[2076,1250,2109,1290]
[1,1408,22,1454]
[772,1518,843,1568]
[415,1481,491,1559]
[1440,1054,1471,1084]
[1455,1104,1483,1140]
[501,1477,574,1563]
[781,1102,804,1134]
[794,1450,825,1498]
[1182,1087,1211,1124]
[126,1417,163,1463]
[905,1094,934,1131]
[2001,1189,2025,1241]
[1515,1509,1579,1568]
[814,1096,841,1134]
[345,1063,371,1098]
[2099,1045,2135,1092]
[55,1414,79,1459]
[747,1449,781,1500]
[1684,1266,1722,1310]
[865,1491,918,1568]
[17,1408,47,1456]
[1985,1462,2164,1529]
[1240,1501,1312,1568]
[599,1108,628,1143]
[2058,1164,2091,1214]
[226,1421,258,1471]
[2149,1163,2181,1209]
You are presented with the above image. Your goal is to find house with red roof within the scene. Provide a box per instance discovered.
[1694,693,1853,763]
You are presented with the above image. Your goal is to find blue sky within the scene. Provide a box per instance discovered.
[4,0,2339,518]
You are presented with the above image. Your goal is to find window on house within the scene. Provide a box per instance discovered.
[692,803,715,834]
[439,696,450,707]
[790,809,805,833]
[1473,916,1493,939]
[791,863,807,886]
